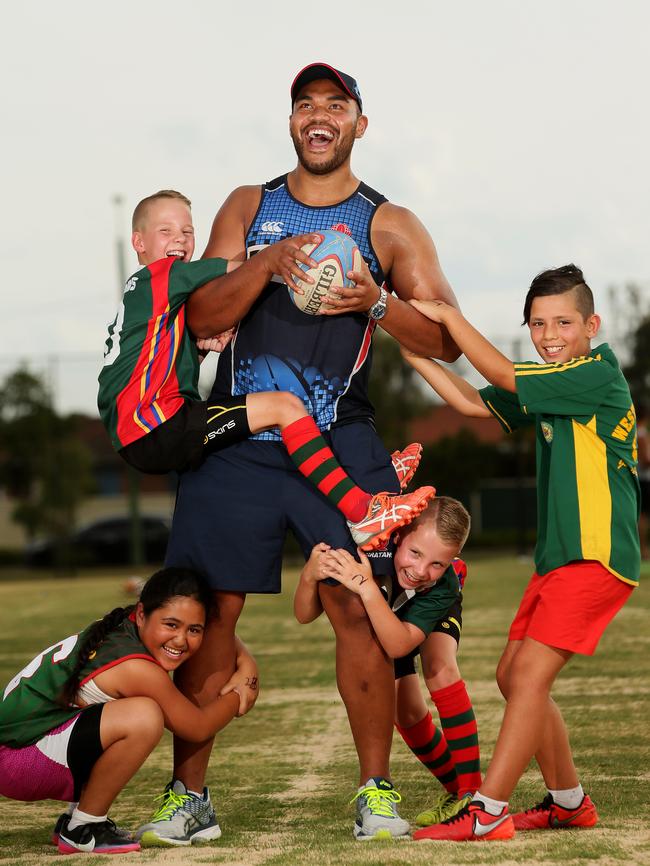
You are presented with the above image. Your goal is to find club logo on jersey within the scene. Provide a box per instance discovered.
[541,421,554,443]
[124,276,138,294]
[261,221,284,234]
[331,222,352,236]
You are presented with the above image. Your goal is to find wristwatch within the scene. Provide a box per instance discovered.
[367,286,388,321]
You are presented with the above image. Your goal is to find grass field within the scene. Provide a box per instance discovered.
[0,555,649,865]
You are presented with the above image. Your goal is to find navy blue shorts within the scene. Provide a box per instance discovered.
[165,421,399,592]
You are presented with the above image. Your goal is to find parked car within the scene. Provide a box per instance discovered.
[24,515,171,567]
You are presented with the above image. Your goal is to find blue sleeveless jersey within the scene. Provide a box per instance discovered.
[211,174,388,440]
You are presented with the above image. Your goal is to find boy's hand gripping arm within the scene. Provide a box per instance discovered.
[320,548,426,658]
[410,299,516,393]
[294,543,331,623]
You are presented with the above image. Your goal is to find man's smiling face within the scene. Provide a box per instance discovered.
[289,78,367,176]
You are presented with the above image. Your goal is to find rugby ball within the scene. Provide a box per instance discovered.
[288,229,362,315]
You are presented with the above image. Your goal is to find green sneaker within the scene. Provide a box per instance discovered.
[135,780,221,847]
[351,777,410,840]
[415,792,472,827]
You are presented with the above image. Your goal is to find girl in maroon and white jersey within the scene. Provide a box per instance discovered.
[0,567,256,854]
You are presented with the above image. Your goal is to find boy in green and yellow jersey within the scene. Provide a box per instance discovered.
[400,264,639,842]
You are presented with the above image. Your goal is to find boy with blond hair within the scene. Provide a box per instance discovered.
[295,496,482,839]
[98,190,434,557]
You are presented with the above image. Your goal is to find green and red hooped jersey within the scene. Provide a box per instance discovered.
[481,343,640,586]
[98,257,228,450]
[0,617,158,748]
[389,561,463,638]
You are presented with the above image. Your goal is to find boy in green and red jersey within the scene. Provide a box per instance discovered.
[97,190,434,551]
[295,497,483,839]
[400,264,639,842]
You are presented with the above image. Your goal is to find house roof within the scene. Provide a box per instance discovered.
[409,403,505,444]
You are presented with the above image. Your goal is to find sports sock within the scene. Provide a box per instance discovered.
[67,808,108,831]
[548,784,584,810]
[431,679,482,796]
[473,792,508,816]
[281,416,370,522]
[395,712,458,793]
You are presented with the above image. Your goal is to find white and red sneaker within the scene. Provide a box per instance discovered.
[348,486,435,551]
[391,443,423,490]
[413,800,515,842]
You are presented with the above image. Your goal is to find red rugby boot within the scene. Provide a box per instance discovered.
[413,800,514,842]
[348,486,435,551]
[391,443,423,490]
[512,793,598,831]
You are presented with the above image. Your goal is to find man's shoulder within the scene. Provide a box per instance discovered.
[226,184,264,210]
[371,201,434,262]
[372,200,417,229]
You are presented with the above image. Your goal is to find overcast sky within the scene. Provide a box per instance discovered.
[2,0,649,413]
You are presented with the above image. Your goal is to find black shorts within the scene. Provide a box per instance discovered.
[166,421,400,593]
[119,397,249,475]
[67,703,104,800]
[394,595,463,679]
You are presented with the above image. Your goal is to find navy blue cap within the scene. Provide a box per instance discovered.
[291,63,363,112]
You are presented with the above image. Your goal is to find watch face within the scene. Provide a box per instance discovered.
[368,288,387,320]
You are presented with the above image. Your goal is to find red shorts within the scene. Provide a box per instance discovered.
[508,561,634,655]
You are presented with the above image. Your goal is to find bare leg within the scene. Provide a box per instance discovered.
[78,698,164,815]
[394,674,428,727]
[173,590,246,791]
[319,581,394,785]
[246,392,306,433]
[496,639,578,792]
[394,634,461,727]
[483,637,575,801]
[420,632,461,692]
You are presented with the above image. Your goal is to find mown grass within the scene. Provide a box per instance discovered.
[0,556,649,865]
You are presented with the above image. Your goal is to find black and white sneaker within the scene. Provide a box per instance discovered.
[51,813,133,846]
[57,817,141,855]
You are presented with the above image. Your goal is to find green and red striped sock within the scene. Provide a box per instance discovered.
[281,416,370,522]
[430,679,482,797]
[395,712,458,793]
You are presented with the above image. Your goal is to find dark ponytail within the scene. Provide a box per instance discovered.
[59,605,134,707]
[59,567,212,707]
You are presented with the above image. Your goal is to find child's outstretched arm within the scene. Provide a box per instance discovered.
[320,548,426,658]
[410,299,516,393]
[401,347,491,417]
[294,543,331,623]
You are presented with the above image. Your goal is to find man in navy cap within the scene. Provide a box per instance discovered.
[146,63,461,844]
